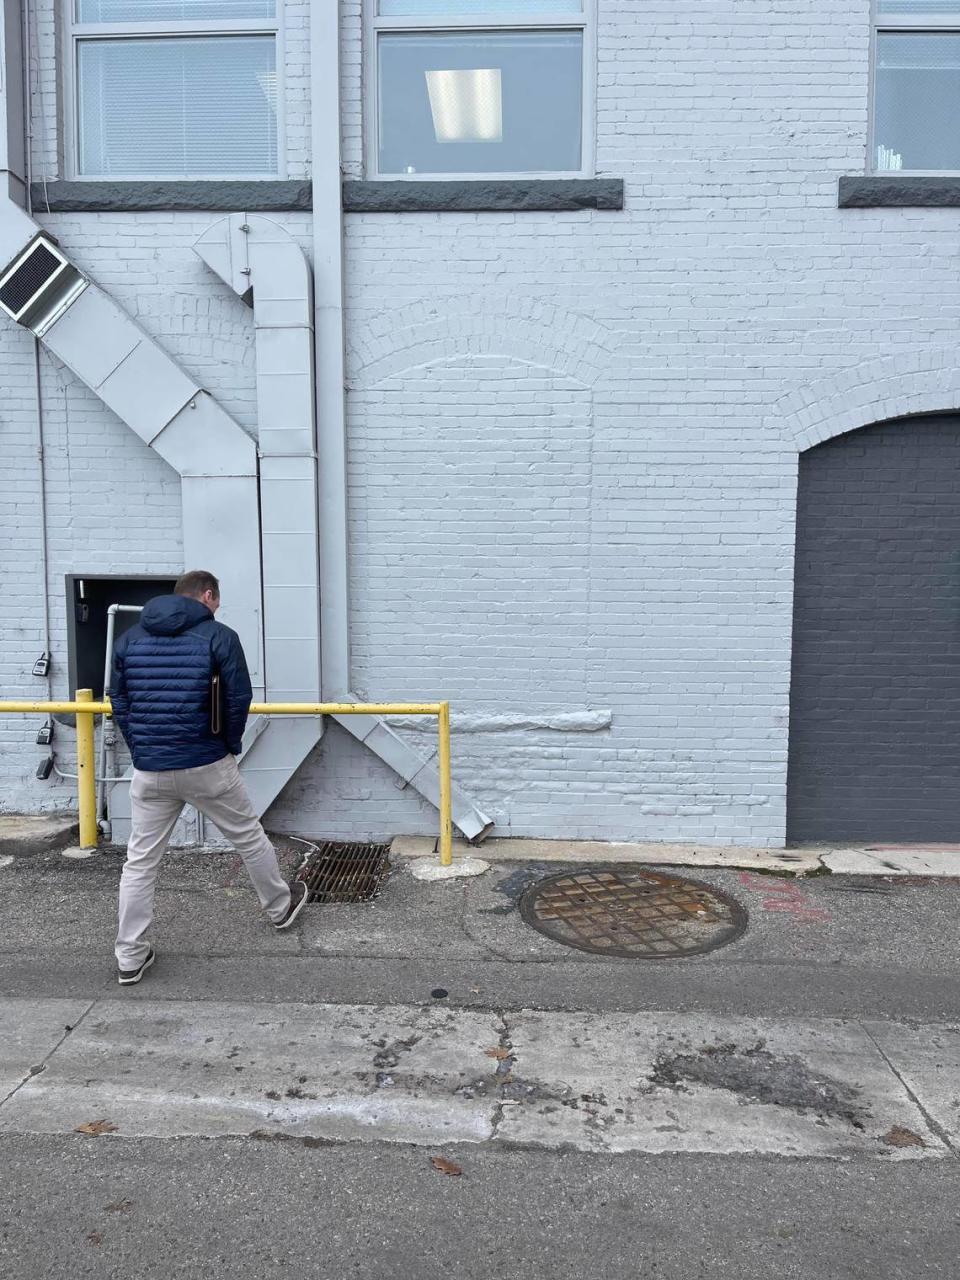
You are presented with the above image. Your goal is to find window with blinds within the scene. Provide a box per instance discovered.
[71,0,279,177]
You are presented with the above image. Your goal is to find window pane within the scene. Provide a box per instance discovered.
[77,0,274,21]
[875,33,960,170]
[378,30,582,174]
[78,36,277,176]
[877,1,960,13]
[379,1,581,14]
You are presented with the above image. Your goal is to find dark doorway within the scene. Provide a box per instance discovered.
[787,414,960,843]
[65,574,178,701]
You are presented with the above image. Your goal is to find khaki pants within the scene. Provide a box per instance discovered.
[115,754,290,969]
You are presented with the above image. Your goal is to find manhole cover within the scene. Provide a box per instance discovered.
[298,841,390,904]
[519,866,747,958]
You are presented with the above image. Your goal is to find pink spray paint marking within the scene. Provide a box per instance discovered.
[737,871,832,924]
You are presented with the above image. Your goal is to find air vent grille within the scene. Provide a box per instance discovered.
[0,242,62,316]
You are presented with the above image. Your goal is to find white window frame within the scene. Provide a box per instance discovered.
[63,0,286,180]
[870,2,960,174]
[363,0,597,180]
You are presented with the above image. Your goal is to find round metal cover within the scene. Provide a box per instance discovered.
[519,866,747,958]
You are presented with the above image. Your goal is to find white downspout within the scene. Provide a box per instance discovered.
[312,0,351,697]
[306,4,494,840]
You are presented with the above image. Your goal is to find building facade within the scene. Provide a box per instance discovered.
[0,0,957,847]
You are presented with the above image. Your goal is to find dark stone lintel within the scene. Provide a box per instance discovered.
[30,177,625,215]
[30,180,312,213]
[839,175,960,208]
[342,178,624,212]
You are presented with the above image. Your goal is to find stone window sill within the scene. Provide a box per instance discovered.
[31,177,624,214]
[342,178,624,212]
[30,180,312,213]
[839,176,960,208]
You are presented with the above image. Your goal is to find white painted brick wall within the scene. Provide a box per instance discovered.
[340,0,363,179]
[304,0,960,845]
[6,0,960,845]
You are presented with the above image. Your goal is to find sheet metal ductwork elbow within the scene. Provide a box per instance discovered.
[195,215,494,842]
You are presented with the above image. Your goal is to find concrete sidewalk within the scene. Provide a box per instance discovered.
[2,995,958,1160]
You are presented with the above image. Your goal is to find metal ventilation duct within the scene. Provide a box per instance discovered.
[0,235,87,335]
[195,214,494,842]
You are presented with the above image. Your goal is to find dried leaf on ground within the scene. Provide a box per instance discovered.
[74,1119,119,1136]
[882,1125,925,1149]
[86,1232,103,1246]
[484,1047,510,1061]
[430,1156,462,1177]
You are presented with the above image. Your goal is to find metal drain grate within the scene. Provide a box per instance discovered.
[520,866,747,958]
[297,841,390,904]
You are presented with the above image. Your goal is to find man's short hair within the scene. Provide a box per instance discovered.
[175,570,220,600]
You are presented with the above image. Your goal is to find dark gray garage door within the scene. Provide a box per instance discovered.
[787,414,960,843]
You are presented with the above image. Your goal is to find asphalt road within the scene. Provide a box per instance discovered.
[2,1135,960,1280]
[2,846,960,1022]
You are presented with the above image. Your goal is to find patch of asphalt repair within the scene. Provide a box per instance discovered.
[479,864,557,915]
[649,1038,865,1128]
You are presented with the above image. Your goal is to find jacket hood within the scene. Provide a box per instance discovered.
[140,594,212,637]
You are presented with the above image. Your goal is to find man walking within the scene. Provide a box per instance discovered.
[110,570,308,985]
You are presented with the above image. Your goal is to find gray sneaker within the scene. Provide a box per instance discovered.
[275,880,309,930]
[118,947,155,986]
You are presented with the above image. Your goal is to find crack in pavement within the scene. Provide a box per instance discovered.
[0,998,97,1111]
[859,1020,959,1157]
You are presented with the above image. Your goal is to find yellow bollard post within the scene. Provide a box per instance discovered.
[438,701,453,867]
[75,688,98,851]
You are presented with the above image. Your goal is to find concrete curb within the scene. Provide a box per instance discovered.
[0,815,79,859]
[391,835,960,879]
[392,835,822,875]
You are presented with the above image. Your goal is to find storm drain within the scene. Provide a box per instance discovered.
[519,866,747,958]
[297,841,390,904]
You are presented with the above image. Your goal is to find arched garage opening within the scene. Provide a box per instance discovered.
[787,413,960,843]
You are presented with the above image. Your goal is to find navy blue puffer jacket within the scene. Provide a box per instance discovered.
[110,595,252,771]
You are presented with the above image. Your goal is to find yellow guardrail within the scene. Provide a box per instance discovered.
[0,693,453,865]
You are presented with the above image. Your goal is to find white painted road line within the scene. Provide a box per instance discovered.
[0,999,955,1159]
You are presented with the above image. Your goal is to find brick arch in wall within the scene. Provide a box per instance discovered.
[772,348,960,453]
[346,351,595,704]
[777,356,960,843]
[346,298,613,390]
